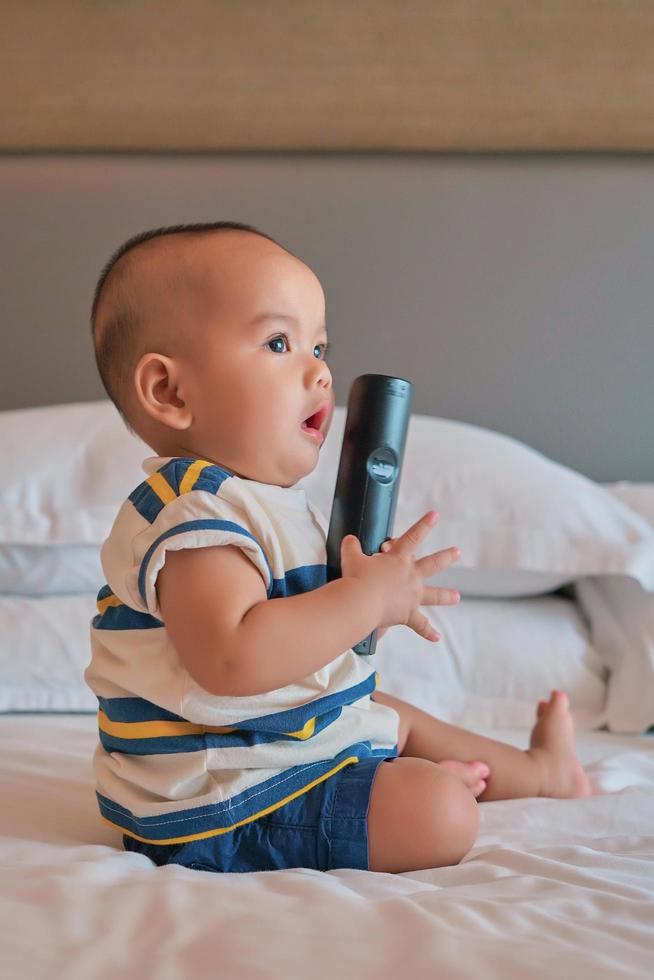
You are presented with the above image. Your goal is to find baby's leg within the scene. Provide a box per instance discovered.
[373,689,591,802]
[367,757,479,873]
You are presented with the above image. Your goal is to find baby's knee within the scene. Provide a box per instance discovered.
[433,767,480,862]
[368,758,479,873]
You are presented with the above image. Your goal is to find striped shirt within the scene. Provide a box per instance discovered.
[84,455,399,845]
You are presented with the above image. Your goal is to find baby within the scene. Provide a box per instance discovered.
[85,221,591,875]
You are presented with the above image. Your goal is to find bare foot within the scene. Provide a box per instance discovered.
[438,759,490,798]
[527,690,592,798]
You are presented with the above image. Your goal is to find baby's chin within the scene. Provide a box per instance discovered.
[234,459,318,488]
[279,464,318,488]
[215,436,326,486]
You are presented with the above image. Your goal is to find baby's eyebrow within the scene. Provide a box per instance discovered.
[249,312,327,334]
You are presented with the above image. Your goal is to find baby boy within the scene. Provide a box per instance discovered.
[85,221,591,875]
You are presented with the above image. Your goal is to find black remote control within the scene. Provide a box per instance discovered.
[326,374,413,655]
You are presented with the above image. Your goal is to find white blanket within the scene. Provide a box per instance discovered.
[1,715,652,980]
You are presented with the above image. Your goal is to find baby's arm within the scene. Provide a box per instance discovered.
[156,544,382,697]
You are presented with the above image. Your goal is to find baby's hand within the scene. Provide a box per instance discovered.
[377,519,461,641]
[340,511,461,643]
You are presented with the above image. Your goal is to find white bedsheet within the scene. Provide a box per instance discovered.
[1,715,652,979]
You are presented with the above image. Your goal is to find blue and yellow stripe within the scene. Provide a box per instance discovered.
[128,458,234,524]
[95,672,378,756]
[93,585,163,630]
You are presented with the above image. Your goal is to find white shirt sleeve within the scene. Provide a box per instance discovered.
[113,488,273,619]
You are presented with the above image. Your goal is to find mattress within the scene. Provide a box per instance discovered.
[1,713,652,979]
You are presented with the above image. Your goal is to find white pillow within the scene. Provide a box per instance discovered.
[0,591,605,729]
[0,594,97,712]
[0,545,103,596]
[603,481,654,530]
[2,400,654,599]
[574,575,654,734]
[300,408,654,596]
[0,401,146,594]
[0,400,148,546]
[374,593,607,732]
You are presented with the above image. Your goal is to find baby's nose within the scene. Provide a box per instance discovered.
[311,358,331,386]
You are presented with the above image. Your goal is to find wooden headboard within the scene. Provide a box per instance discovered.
[2,1,654,152]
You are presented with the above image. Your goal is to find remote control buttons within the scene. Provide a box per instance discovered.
[366,446,398,485]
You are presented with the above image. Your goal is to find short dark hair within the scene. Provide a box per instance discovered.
[90,221,284,432]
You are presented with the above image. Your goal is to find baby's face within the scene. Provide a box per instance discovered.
[174,233,335,487]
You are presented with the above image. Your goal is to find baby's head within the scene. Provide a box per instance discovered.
[91,222,334,488]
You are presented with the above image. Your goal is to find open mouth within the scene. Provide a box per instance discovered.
[301,402,329,436]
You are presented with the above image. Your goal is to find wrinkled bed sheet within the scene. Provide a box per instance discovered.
[1,715,652,980]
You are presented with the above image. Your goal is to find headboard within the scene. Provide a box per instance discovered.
[2,1,653,152]
[2,152,652,483]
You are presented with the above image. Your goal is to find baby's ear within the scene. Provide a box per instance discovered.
[134,352,192,430]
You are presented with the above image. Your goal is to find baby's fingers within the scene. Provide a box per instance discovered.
[387,511,439,557]
[416,545,461,576]
[422,584,461,606]
[408,611,441,643]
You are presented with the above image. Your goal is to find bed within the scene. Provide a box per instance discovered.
[1,399,653,979]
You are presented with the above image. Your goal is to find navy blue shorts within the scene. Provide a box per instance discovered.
[123,755,396,873]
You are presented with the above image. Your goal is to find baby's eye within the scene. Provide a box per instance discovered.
[266,335,330,360]
[266,335,288,354]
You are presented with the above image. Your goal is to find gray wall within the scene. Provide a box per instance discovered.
[1,152,652,482]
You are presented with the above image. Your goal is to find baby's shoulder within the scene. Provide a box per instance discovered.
[136,457,235,500]
[101,458,270,610]
[125,457,252,525]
